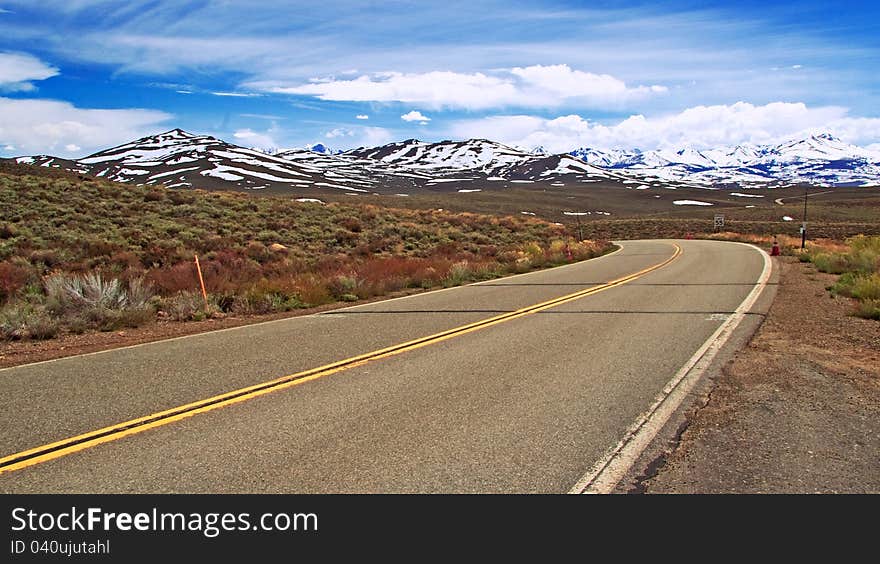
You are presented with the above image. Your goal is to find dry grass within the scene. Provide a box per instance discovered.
[0,169,613,340]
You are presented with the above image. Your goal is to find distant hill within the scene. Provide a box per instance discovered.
[571,133,880,187]
[6,130,879,193]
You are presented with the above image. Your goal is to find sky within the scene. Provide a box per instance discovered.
[1,0,879,157]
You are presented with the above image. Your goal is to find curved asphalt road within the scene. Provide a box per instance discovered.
[0,239,770,493]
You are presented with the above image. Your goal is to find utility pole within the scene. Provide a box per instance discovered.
[801,186,808,249]
[576,213,583,242]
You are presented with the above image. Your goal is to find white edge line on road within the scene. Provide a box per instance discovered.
[568,241,773,494]
[0,244,627,374]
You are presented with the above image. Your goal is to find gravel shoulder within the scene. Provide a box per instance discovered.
[643,256,880,493]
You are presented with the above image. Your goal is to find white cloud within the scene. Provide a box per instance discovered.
[233,128,277,149]
[401,110,430,123]
[448,102,880,152]
[325,128,354,139]
[356,114,369,120]
[212,91,259,97]
[0,97,171,156]
[252,65,665,110]
[257,71,515,110]
[0,52,59,92]
[358,127,393,147]
[64,144,81,152]
[510,64,667,104]
[312,126,393,149]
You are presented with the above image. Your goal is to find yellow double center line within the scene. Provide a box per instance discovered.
[0,244,681,474]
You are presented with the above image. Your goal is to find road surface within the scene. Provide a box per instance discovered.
[0,239,772,493]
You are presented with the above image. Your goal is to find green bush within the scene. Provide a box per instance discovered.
[855,299,880,320]
[444,261,472,287]
[849,273,880,301]
[808,235,880,321]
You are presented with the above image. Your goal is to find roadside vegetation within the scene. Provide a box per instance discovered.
[797,235,880,320]
[706,231,879,320]
[0,169,612,341]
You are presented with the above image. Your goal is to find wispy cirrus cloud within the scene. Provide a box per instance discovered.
[5,2,874,112]
[449,102,880,152]
[211,91,260,98]
[0,1,878,154]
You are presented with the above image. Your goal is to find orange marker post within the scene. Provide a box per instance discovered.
[194,254,209,310]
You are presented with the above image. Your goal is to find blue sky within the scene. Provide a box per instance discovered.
[1,0,879,157]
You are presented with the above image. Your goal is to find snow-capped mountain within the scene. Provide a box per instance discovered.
[7,131,616,193]
[15,129,384,193]
[346,138,618,182]
[7,130,879,192]
[571,134,880,187]
[13,155,89,175]
[305,143,342,155]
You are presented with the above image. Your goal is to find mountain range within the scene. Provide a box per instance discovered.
[570,133,880,188]
[8,129,880,194]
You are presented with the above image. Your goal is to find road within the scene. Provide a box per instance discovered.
[774,190,834,205]
[0,239,772,493]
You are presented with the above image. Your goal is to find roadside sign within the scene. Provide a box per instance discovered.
[714,214,724,230]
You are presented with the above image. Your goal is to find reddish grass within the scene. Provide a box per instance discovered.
[0,261,32,303]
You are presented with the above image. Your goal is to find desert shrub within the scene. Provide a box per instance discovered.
[338,217,362,232]
[28,249,64,269]
[231,289,303,315]
[444,261,472,287]
[334,230,360,246]
[811,253,849,275]
[0,260,33,303]
[42,273,155,332]
[161,291,213,321]
[144,190,165,202]
[835,273,880,301]
[855,299,880,320]
[147,261,200,294]
[851,274,880,300]
[0,223,18,239]
[806,235,880,321]
[168,191,195,205]
[46,272,129,312]
[0,303,58,340]
[328,274,359,298]
[292,274,332,306]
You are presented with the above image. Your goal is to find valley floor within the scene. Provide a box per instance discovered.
[641,256,880,493]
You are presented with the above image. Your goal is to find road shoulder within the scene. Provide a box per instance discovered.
[634,256,880,493]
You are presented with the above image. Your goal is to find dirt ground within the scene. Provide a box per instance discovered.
[643,256,880,493]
